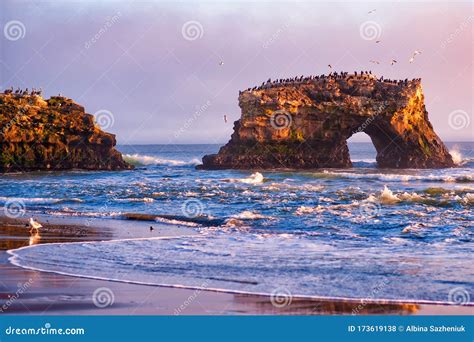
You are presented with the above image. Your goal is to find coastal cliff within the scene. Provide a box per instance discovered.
[0,93,132,172]
[200,73,454,169]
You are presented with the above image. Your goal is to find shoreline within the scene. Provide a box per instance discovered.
[0,215,472,315]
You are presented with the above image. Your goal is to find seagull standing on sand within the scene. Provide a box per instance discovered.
[29,218,42,233]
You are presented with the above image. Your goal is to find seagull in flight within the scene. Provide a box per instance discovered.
[219,60,224,66]
[370,60,380,64]
[391,59,397,65]
[375,40,381,43]
[409,50,422,63]
[368,9,377,14]
[328,64,332,69]
[224,115,228,123]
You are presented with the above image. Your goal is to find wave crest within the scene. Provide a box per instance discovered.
[123,154,200,166]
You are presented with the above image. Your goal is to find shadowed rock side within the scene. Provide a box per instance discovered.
[200,73,454,169]
[0,93,133,172]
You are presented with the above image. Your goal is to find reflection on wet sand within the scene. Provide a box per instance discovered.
[0,216,471,315]
[28,230,41,246]
[233,294,419,315]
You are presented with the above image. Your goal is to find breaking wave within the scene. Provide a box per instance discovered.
[123,154,200,166]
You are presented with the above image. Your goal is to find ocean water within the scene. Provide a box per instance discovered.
[3,142,474,303]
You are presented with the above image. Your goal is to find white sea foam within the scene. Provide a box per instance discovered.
[379,185,400,204]
[449,147,464,165]
[232,210,269,220]
[319,170,471,183]
[368,186,425,204]
[0,196,84,204]
[123,154,200,166]
[8,234,471,305]
[229,172,264,185]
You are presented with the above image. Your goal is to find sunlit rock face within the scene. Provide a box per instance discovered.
[0,93,132,172]
[200,74,454,169]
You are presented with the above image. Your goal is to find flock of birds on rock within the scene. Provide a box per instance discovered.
[2,87,43,96]
[240,71,421,93]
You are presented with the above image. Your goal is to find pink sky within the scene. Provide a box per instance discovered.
[1,1,472,143]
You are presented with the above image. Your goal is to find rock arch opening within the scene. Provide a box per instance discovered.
[347,132,377,167]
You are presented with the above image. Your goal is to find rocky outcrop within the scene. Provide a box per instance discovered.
[199,74,454,169]
[0,93,132,172]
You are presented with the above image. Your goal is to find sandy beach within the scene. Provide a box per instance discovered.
[0,215,471,316]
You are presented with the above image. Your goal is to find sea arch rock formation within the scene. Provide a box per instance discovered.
[199,74,454,169]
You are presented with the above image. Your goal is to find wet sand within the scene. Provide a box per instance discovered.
[0,215,472,315]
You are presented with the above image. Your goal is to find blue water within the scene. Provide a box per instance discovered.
[3,142,474,303]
